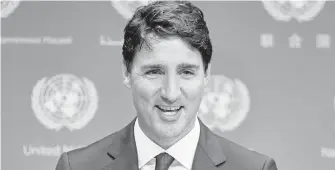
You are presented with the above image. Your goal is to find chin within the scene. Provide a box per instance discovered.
[158,129,182,139]
[155,120,186,138]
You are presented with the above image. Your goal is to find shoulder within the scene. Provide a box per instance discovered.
[212,132,276,170]
[68,132,115,160]
[56,130,119,170]
[56,119,136,170]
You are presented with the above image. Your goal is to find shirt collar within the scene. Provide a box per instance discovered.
[134,117,200,169]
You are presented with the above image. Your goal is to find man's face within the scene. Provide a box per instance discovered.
[124,35,209,140]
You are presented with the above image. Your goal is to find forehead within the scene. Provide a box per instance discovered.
[133,35,202,67]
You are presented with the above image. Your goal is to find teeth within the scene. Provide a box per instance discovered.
[158,106,181,111]
[163,111,178,116]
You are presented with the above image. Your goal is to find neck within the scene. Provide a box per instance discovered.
[138,117,197,150]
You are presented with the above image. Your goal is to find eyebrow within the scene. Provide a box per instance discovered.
[177,63,200,70]
[141,64,164,70]
[141,63,200,70]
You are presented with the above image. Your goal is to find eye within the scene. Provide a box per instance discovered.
[182,70,195,75]
[144,69,164,79]
[145,69,163,75]
[180,69,196,79]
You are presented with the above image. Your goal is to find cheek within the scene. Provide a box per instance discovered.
[182,79,205,100]
[132,77,161,104]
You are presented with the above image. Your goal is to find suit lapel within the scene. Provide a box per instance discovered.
[101,117,227,170]
[102,118,139,170]
[192,118,227,170]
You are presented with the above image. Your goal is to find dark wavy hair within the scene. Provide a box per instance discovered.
[122,1,212,73]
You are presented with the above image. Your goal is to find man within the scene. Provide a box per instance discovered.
[56,1,277,170]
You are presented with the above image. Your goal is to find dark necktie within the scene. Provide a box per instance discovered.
[155,152,175,170]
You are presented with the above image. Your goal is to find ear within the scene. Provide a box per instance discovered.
[204,63,211,86]
[121,61,131,88]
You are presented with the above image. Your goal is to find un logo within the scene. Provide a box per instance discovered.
[262,0,326,22]
[111,0,155,20]
[1,0,20,18]
[198,75,250,132]
[31,74,98,131]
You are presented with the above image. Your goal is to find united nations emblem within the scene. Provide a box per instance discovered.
[31,74,98,131]
[198,75,250,132]
[111,0,155,20]
[262,0,326,22]
[1,0,20,18]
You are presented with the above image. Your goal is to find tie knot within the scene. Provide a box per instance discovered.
[155,152,175,170]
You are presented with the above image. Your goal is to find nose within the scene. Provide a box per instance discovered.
[161,74,181,103]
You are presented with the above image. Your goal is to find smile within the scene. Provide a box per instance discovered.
[156,105,183,112]
[156,105,183,122]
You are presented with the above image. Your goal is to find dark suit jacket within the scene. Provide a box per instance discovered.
[56,117,278,170]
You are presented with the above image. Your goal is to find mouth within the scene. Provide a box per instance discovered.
[156,105,183,112]
[155,105,183,121]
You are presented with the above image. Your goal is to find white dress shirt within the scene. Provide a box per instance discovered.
[134,117,200,170]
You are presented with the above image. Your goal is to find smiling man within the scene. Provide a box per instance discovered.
[56,1,277,170]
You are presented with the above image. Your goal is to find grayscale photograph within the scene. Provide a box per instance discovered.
[1,1,335,170]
